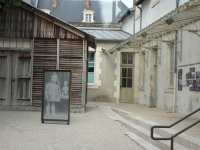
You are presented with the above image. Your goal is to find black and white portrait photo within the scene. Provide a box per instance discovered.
[196,72,200,79]
[189,80,195,91]
[178,80,182,91]
[195,80,200,91]
[186,80,189,86]
[178,69,182,79]
[186,72,190,79]
[42,70,71,122]
[190,68,195,79]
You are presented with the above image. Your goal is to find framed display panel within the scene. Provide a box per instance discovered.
[41,70,71,125]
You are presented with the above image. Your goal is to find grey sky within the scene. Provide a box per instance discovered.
[121,0,133,8]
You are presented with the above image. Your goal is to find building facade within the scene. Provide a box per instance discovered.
[107,0,200,117]
[0,1,96,113]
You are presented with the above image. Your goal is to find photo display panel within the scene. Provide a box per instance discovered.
[41,70,71,124]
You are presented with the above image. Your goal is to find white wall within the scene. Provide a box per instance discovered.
[176,20,200,117]
[141,0,176,29]
[138,20,200,117]
[179,0,190,6]
[122,13,135,35]
[135,17,141,33]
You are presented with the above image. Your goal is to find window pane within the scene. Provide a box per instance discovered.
[88,63,94,67]
[128,68,132,77]
[88,67,94,72]
[88,73,94,83]
[122,78,126,87]
[122,68,127,77]
[88,52,95,62]
[127,78,132,88]
[128,54,133,64]
[122,54,127,64]
[170,72,174,85]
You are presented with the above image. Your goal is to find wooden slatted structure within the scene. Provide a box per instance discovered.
[0,7,82,39]
[59,40,83,106]
[0,3,94,112]
[32,39,57,106]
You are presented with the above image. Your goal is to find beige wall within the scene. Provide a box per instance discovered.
[87,41,139,103]
[87,41,119,103]
[138,20,200,117]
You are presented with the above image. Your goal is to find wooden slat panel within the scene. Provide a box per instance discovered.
[0,7,82,40]
[32,39,57,106]
[59,39,83,106]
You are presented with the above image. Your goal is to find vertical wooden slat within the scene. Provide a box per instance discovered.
[57,38,59,70]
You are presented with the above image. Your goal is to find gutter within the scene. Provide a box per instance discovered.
[135,0,146,5]
[118,7,136,23]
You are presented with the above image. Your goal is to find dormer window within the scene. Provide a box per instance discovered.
[83,10,94,23]
[85,14,92,22]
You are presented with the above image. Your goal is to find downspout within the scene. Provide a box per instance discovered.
[133,12,135,34]
[173,0,179,113]
[137,5,142,30]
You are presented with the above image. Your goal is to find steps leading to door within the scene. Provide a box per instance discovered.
[124,132,161,150]
[112,108,200,150]
[119,118,188,150]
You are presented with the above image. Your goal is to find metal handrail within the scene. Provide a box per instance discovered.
[151,107,200,150]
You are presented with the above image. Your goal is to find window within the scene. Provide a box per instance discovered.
[88,52,95,84]
[151,0,160,7]
[83,10,94,23]
[85,14,92,22]
[170,45,175,86]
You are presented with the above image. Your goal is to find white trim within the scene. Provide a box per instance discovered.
[151,0,160,8]
[83,10,94,23]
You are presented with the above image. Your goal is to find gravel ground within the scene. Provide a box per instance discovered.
[88,102,200,139]
[0,106,142,150]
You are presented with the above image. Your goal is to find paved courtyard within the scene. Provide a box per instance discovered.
[0,105,142,150]
[1,102,200,150]
[88,102,200,139]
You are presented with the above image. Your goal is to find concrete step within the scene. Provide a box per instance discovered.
[124,132,161,150]
[112,108,200,150]
[119,118,189,150]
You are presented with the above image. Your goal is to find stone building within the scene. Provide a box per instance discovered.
[107,0,200,117]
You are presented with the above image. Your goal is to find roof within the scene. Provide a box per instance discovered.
[106,0,200,54]
[82,29,131,41]
[36,0,128,24]
[23,0,38,7]
[118,6,136,23]
[21,1,96,49]
[135,0,146,5]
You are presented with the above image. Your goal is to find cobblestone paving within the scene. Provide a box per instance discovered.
[88,102,200,139]
[0,106,142,150]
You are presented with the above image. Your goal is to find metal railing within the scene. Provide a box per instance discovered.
[151,107,200,150]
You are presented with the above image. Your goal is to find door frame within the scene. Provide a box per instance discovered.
[120,53,135,103]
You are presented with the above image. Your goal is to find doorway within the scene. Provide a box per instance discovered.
[120,53,134,102]
[0,51,31,106]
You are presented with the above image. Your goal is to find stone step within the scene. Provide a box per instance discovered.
[119,118,189,150]
[124,132,161,150]
[112,108,200,150]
